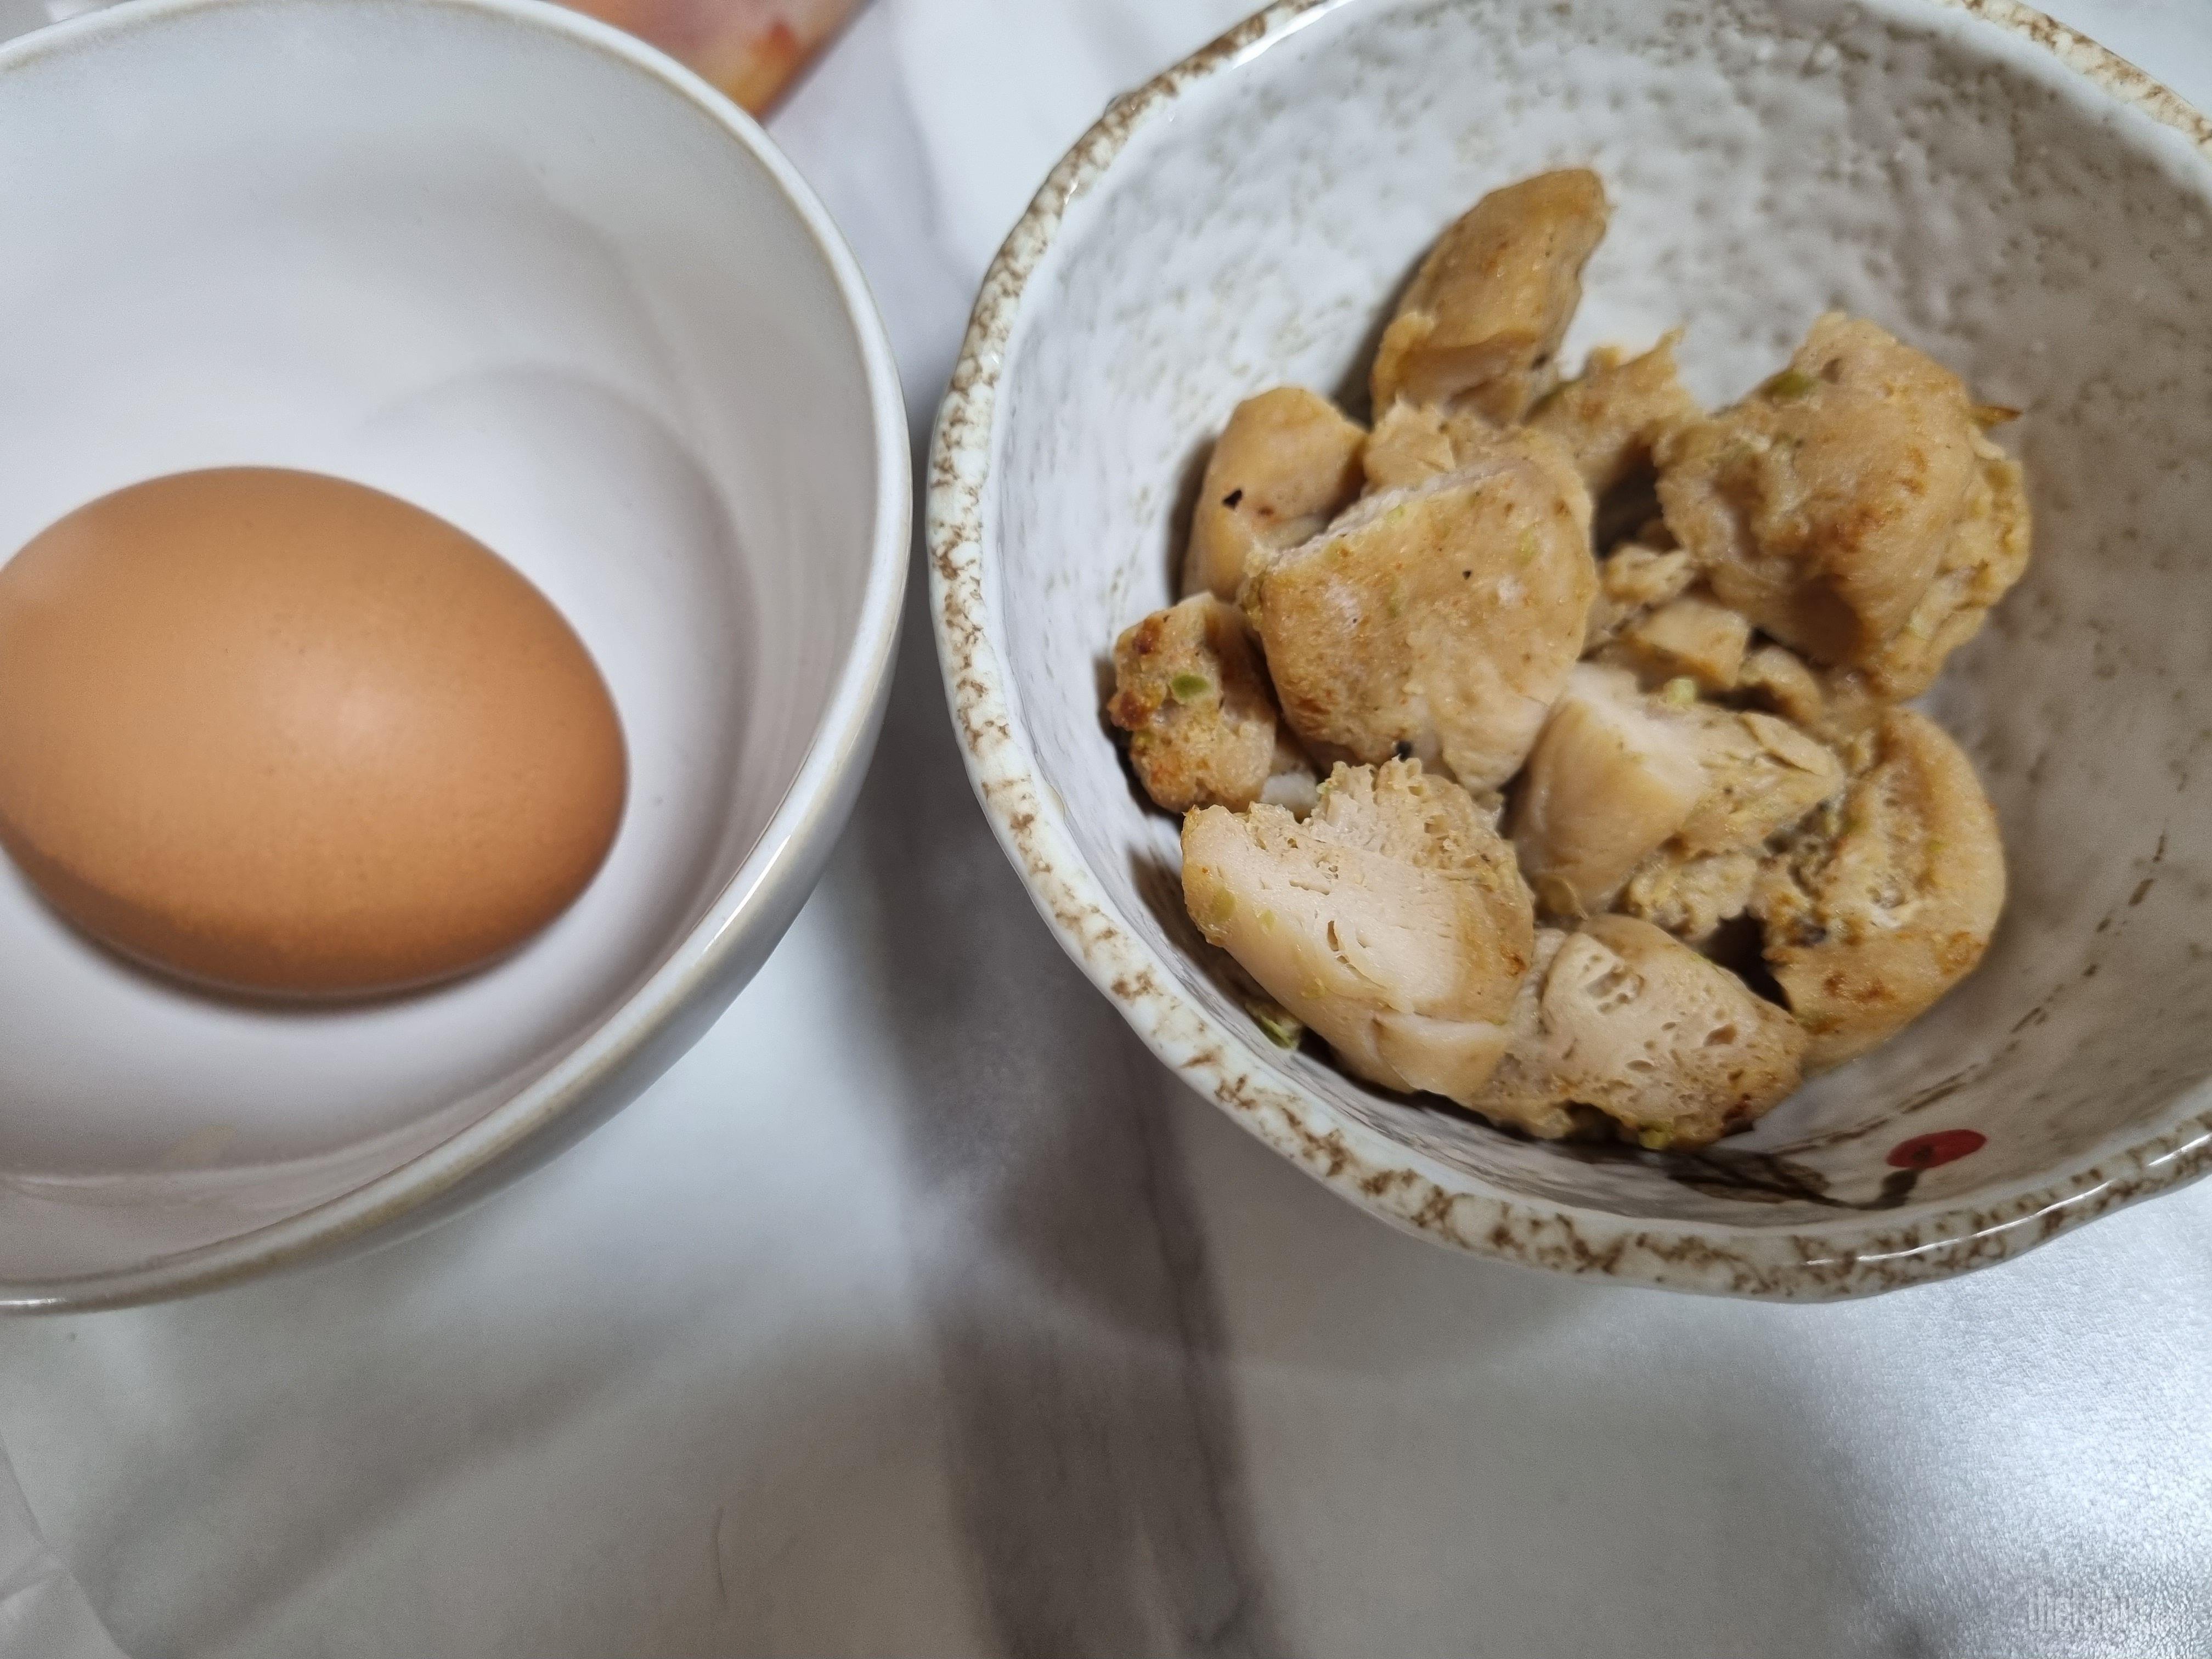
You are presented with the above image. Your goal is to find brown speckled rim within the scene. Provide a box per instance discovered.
[0,0,911,1313]
[927,0,2212,1299]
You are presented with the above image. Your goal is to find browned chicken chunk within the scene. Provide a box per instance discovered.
[1512,664,1842,919]
[1510,664,1706,917]
[1752,709,2006,1069]
[1826,428,2032,706]
[1183,759,1536,1103]
[1617,848,1762,945]
[1359,401,1498,494]
[1607,590,1753,692]
[1678,703,1844,855]
[1583,540,1697,650]
[1183,387,1367,602]
[1726,435,2031,741]
[1244,439,1596,791]
[1656,314,1989,667]
[1470,914,1807,1148]
[1735,641,1830,731]
[1529,332,1701,498]
[1370,169,1610,421]
[1107,595,1278,812]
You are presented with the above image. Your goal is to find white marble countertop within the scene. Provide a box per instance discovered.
[4,1,2212,1654]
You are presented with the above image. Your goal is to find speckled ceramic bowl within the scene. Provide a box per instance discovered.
[929,0,2212,1297]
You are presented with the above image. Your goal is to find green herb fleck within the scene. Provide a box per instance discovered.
[1208,889,1237,927]
[1517,528,1538,565]
[1660,676,1699,708]
[1246,999,1305,1049]
[1168,672,1212,703]
[1636,1127,1677,1151]
[1763,368,1819,402]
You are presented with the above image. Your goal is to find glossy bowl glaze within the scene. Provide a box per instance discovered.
[0,0,907,1308]
[929,0,2212,1297]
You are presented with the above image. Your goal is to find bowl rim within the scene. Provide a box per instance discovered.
[926,0,2212,1300]
[0,0,912,1312]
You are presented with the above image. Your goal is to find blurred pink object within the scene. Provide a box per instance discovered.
[562,0,861,111]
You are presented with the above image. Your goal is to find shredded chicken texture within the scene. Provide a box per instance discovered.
[1183,387,1367,602]
[1361,401,1502,494]
[1244,442,1596,791]
[1678,704,1844,855]
[1735,642,1830,730]
[1470,915,1807,1148]
[1583,541,1697,650]
[1182,759,1536,1104]
[1656,314,1987,668]
[1512,664,1841,918]
[1618,848,1762,944]
[1730,644,1884,744]
[1456,930,1577,1138]
[1107,595,1278,812]
[1752,709,2006,1070]
[1370,169,1610,421]
[1528,333,1701,499]
[1607,590,1752,691]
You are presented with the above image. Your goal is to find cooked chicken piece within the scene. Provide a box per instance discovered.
[1107,596,1278,812]
[1726,436,2031,742]
[1510,664,1705,917]
[1677,706,1845,854]
[1583,541,1697,649]
[1511,664,1841,917]
[1356,402,1598,499]
[1369,169,1610,421]
[1457,929,1578,1138]
[1730,642,1881,743]
[1182,759,1536,1103]
[1183,387,1367,601]
[1528,332,1701,498]
[1360,401,1496,493]
[1841,430,2032,703]
[1656,314,1985,667]
[1618,848,1761,944]
[1735,641,1829,731]
[1244,449,1596,791]
[1609,590,1752,692]
[1752,709,2005,1070]
[1469,915,1807,1148]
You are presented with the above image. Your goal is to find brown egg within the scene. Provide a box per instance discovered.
[0,467,628,997]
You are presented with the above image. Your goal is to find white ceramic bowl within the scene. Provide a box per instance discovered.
[0,0,906,1308]
[930,0,2212,1297]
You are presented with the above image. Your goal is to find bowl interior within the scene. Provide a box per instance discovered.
[0,0,883,1280]
[989,0,2212,1234]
